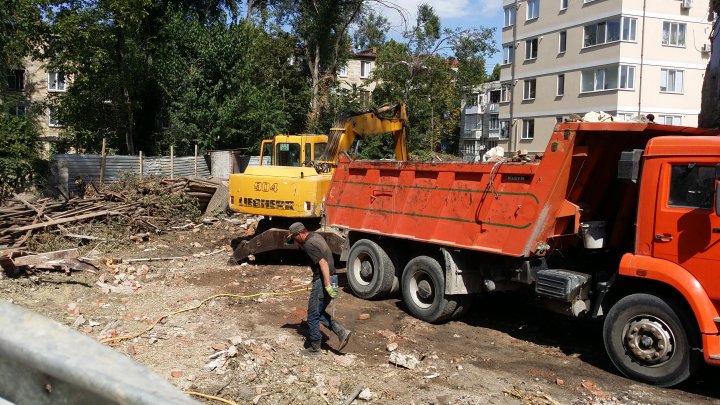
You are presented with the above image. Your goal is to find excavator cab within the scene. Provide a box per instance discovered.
[258,135,329,168]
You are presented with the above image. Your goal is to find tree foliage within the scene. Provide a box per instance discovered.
[371,4,495,156]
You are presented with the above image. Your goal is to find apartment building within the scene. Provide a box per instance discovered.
[459,81,503,161]
[337,48,377,106]
[500,0,713,153]
[4,59,65,152]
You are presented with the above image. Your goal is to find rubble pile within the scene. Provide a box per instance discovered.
[0,177,227,275]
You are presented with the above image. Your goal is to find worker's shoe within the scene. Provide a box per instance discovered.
[303,340,322,356]
[332,324,352,352]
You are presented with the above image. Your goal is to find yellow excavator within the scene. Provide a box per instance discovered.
[228,103,409,261]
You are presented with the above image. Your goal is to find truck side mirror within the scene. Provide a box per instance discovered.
[716,165,720,216]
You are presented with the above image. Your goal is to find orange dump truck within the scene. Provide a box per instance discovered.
[326,121,720,386]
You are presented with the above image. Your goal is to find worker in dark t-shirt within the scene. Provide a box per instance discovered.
[287,222,351,355]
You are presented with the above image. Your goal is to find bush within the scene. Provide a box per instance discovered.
[0,112,41,199]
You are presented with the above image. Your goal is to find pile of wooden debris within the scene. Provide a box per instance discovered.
[0,177,227,275]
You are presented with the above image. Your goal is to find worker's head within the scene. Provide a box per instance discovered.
[286,222,308,244]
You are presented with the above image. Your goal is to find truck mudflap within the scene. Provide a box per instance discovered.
[703,333,720,365]
[232,227,345,262]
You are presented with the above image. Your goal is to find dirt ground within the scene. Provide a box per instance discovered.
[2,217,719,405]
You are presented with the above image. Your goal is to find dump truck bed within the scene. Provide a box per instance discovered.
[326,122,719,257]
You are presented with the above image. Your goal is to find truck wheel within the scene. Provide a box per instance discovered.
[346,239,396,299]
[603,293,700,387]
[401,256,458,323]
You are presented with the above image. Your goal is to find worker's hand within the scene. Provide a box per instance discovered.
[325,285,338,299]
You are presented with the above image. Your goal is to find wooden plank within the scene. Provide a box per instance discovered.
[13,249,79,266]
[5,210,118,233]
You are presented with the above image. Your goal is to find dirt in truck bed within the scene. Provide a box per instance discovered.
[1,218,719,405]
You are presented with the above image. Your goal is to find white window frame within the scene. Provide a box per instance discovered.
[360,61,372,78]
[48,106,61,127]
[526,0,539,20]
[619,65,635,90]
[559,31,567,53]
[488,116,500,130]
[622,17,637,42]
[660,68,684,93]
[504,6,515,28]
[659,115,682,125]
[501,83,512,103]
[48,72,66,92]
[502,45,514,65]
[525,38,538,60]
[560,0,568,10]
[662,21,686,47]
[523,79,536,100]
[584,17,637,48]
[337,65,348,77]
[522,119,535,140]
[557,74,565,96]
[13,102,26,118]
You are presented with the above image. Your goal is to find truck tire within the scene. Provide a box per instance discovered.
[401,256,459,323]
[603,293,700,387]
[346,239,396,299]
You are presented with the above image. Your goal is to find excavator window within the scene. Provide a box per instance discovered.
[314,142,327,161]
[276,143,301,167]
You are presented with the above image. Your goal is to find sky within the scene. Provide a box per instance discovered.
[373,0,504,70]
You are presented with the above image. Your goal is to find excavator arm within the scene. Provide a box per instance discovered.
[329,103,409,161]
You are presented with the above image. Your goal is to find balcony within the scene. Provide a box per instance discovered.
[464,105,485,115]
[488,129,501,139]
[487,103,499,113]
[463,130,483,139]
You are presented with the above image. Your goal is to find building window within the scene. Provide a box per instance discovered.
[659,115,682,125]
[500,120,510,139]
[527,0,539,20]
[525,38,538,60]
[663,22,686,47]
[619,65,635,89]
[660,68,684,93]
[560,0,568,10]
[6,69,25,91]
[489,90,501,103]
[464,114,482,131]
[504,6,515,27]
[12,102,26,118]
[501,83,512,103]
[580,65,635,92]
[488,116,500,130]
[622,17,637,41]
[337,65,348,77]
[557,74,565,96]
[48,106,62,127]
[360,61,372,78]
[48,72,66,91]
[617,112,635,121]
[502,45,514,65]
[559,31,567,53]
[584,17,637,47]
[522,119,535,139]
[466,93,481,106]
[360,90,372,106]
[581,68,607,92]
[523,79,536,100]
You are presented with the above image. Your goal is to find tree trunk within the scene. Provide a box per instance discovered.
[115,26,135,155]
[308,42,321,131]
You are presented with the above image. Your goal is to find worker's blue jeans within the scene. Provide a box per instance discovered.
[307,275,337,342]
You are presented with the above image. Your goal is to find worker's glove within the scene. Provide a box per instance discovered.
[325,285,338,299]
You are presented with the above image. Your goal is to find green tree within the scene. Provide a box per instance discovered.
[353,10,390,51]
[0,113,41,197]
[372,4,495,157]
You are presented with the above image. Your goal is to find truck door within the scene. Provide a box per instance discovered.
[653,161,720,301]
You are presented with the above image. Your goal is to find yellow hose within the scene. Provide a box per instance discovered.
[101,287,309,344]
[185,390,239,405]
